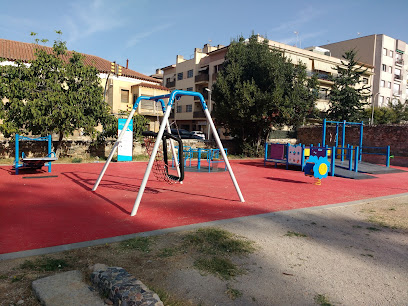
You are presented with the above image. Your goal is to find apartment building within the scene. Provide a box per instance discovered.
[321,34,407,107]
[0,38,169,132]
[161,37,374,134]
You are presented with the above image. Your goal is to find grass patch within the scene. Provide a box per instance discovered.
[158,247,178,258]
[71,157,82,163]
[366,226,381,232]
[194,256,243,280]
[226,285,243,300]
[20,257,69,272]
[119,237,153,252]
[148,286,186,306]
[314,294,333,306]
[11,274,25,283]
[184,227,255,256]
[132,154,150,161]
[285,231,307,238]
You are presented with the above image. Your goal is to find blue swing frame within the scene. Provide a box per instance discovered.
[14,134,57,175]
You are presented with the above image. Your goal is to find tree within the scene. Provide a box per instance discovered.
[360,99,408,124]
[0,32,114,152]
[98,110,149,143]
[327,50,371,121]
[212,35,318,155]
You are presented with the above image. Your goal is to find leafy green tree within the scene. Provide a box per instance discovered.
[327,50,371,121]
[212,35,318,155]
[98,110,149,142]
[360,99,408,124]
[0,32,114,152]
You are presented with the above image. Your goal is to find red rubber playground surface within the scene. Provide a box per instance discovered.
[1,160,407,255]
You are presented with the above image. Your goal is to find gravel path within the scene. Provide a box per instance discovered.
[164,195,408,305]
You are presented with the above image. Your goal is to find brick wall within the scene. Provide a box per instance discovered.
[297,124,408,167]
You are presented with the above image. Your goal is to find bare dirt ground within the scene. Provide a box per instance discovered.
[1,194,407,306]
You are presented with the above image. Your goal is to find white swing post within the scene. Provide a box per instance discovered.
[130,90,245,217]
[92,95,182,191]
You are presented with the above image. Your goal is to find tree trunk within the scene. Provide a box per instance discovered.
[54,132,64,157]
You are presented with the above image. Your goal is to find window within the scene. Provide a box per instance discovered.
[389,50,393,58]
[187,69,193,78]
[380,80,385,87]
[396,52,403,64]
[383,48,387,56]
[379,96,384,106]
[186,104,192,112]
[176,105,182,113]
[388,66,392,74]
[395,68,402,80]
[393,83,400,95]
[382,64,387,72]
[388,81,391,88]
[362,77,368,84]
[187,87,193,91]
[121,89,129,103]
[177,72,183,80]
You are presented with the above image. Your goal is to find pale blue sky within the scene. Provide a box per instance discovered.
[1,0,407,76]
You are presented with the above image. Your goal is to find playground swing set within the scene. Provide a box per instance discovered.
[14,134,58,175]
[93,90,245,216]
[264,119,392,183]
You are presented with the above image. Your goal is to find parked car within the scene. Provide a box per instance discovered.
[170,129,203,139]
[191,131,205,140]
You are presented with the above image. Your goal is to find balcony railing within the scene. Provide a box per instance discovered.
[317,93,329,100]
[166,80,175,88]
[195,73,209,83]
[395,58,404,65]
[193,110,206,118]
[307,70,336,80]
[193,91,208,101]
[393,90,402,96]
[395,74,402,80]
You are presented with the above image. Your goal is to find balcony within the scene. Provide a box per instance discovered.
[395,58,404,66]
[394,74,403,81]
[195,73,209,83]
[193,110,206,119]
[193,91,208,101]
[166,80,175,88]
[393,90,402,96]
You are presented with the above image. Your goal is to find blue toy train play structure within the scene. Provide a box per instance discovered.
[265,120,394,180]
[14,134,58,175]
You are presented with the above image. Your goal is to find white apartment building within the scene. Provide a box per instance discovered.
[161,37,374,134]
[321,34,407,107]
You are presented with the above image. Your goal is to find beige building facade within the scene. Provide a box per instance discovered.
[321,34,407,107]
[161,37,373,135]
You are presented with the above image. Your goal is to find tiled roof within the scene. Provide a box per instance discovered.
[137,82,169,91]
[0,38,160,83]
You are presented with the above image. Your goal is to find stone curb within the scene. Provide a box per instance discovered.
[91,265,163,306]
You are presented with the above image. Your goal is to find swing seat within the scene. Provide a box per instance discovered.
[21,157,58,169]
[142,131,184,183]
[19,152,57,170]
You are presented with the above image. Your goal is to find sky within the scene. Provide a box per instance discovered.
[1,0,408,76]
